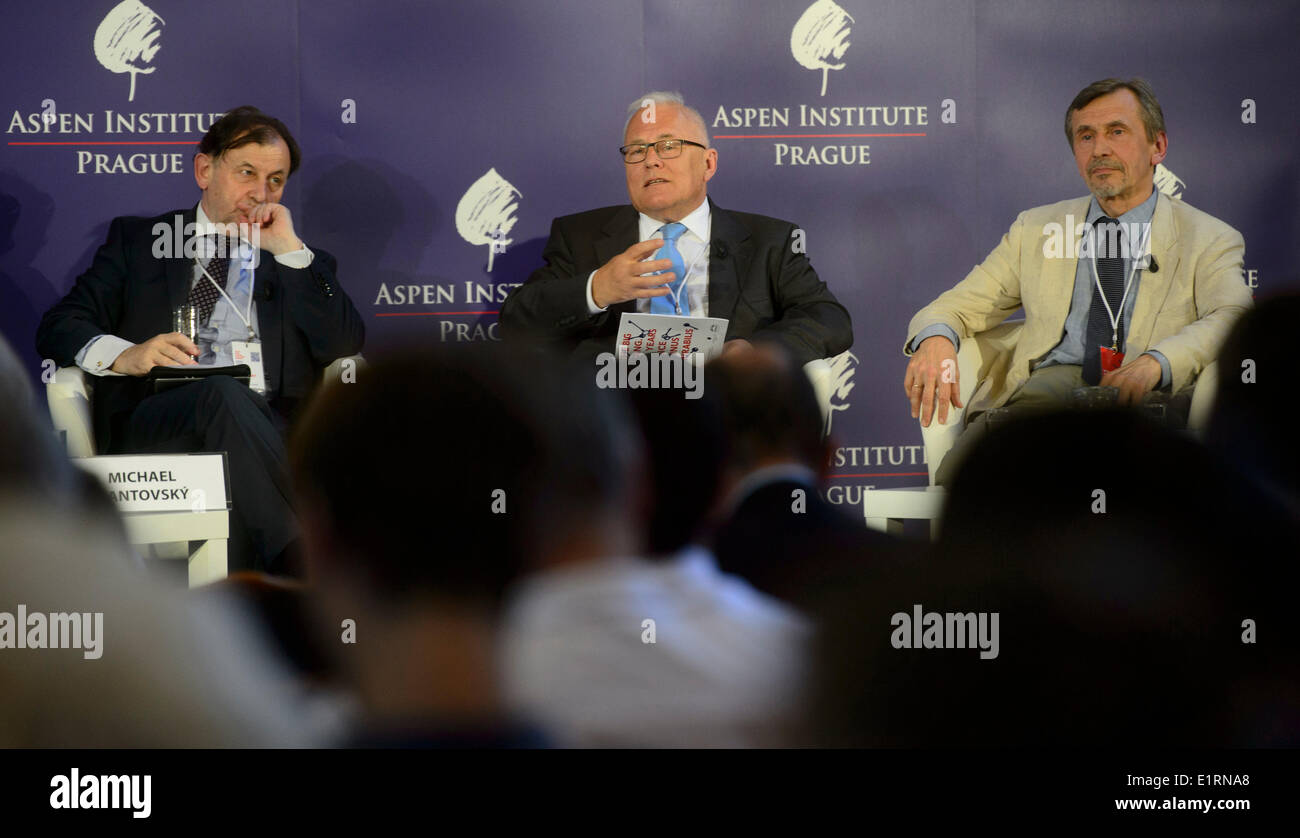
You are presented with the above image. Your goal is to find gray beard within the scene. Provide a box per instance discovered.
[1090,180,1125,200]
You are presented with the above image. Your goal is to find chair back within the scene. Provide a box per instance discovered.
[46,366,96,457]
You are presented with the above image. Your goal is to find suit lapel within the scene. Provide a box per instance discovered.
[1035,197,1091,350]
[1128,193,1178,351]
[705,199,750,322]
[164,207,198,312]
[594,205,639,270]
[253,254,283,392]
[592,206,640,319]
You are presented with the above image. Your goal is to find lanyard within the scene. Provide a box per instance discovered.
[195,256,257,340]
[1086,220,1152,351]
[663,239,709,316]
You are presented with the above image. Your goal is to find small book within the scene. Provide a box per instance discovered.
[615,313,729,362]
[146,363,251,395]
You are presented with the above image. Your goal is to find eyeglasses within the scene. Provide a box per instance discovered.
[619,138,708,163]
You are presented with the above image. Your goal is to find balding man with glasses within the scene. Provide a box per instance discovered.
[501,91,852,365]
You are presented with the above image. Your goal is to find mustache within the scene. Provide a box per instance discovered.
[1088,159,1125,174]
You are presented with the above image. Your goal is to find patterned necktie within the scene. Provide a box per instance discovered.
[649,222,690,315]
[1082,216,1126,385]
[187,235,231,325]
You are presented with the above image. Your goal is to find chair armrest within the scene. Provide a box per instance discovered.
[919,320,1023,484]
[46,366,95,457]
[803,358,833,431]
[323,354,367,386]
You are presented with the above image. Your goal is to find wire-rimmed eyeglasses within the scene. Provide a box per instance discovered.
[619,138,708,163]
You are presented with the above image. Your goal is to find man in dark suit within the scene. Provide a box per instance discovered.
[499,91,852,366]
[37,106,364,574]
[707,344,904,610]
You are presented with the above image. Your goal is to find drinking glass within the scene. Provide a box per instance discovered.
[173,305,199,361]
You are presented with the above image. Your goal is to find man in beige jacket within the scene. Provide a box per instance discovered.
[903,78,1251,484]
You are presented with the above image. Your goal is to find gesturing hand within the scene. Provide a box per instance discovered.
[590,239,676,309]
[110,333,200,376]
[903,335,963,427]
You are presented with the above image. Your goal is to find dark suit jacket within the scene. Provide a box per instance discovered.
[36,207,365,453]
[499,199,853,366]
[712,477,905,609]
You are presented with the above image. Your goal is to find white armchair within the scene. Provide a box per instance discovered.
[862,322,1021,538]
[863,324,1219,539]
[46,366,96,458]
[46,356,363,586]
[803,358,833,432]
[46,356,364,457]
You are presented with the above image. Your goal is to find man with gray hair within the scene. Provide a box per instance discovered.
[902,77,1252,484]
[501,91,852,365]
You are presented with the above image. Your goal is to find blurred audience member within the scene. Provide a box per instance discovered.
[708,344,906,608]
[0,337,317,747]
[812,410,1299,746]
[1205,292,1299,507]
[1,334,97,513]
[290,344,614,746]
[502,362,811,747]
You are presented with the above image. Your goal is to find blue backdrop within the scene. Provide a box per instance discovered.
[3,0,1296,510]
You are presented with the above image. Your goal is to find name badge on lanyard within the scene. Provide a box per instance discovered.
[231,340,266,394]
[1099,345,1125,374]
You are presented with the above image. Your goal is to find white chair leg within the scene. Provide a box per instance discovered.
[865,516,904,536]
[188,539,228,588]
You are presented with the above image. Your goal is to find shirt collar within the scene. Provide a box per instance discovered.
[638,197,711,244]
[1086,185,1159,226]
[723,463,819,515]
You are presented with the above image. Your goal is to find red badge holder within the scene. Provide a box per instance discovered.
[1099,346,1125,374]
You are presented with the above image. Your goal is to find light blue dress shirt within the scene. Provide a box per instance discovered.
[75,203,313,401]
[911,187,1171,389]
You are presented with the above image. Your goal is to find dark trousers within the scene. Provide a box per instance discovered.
[935,364,1192,486]
[120,376,296,574]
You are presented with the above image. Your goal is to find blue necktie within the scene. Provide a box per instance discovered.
[649,222,690,315]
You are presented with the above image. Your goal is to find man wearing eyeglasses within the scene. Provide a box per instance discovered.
[500,91,852,366]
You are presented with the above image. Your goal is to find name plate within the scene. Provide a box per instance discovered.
[76,453,229,513]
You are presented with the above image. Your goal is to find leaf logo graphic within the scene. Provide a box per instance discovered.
[824,350,858,435]
[456,168,522,272]
[791,0,855,97]
[94,0,166,102]
[1153,163,1186,200]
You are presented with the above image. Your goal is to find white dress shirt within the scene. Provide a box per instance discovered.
[584,198,712,317]
[74,203,313,377]
[501,545,811,747]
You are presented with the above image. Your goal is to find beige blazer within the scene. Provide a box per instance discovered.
[905,194,1252,414]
